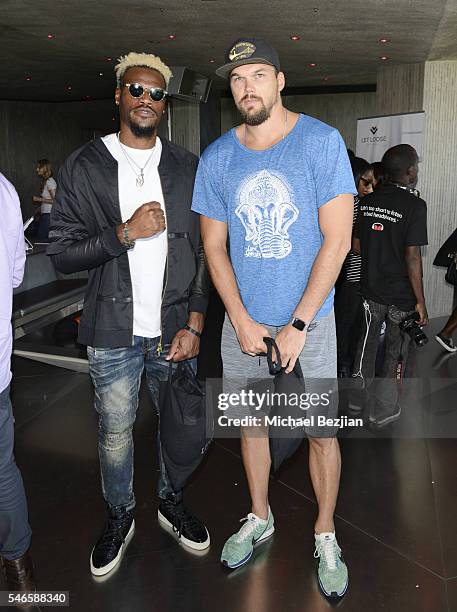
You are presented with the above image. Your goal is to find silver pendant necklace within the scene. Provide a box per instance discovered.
[117,133,156,188]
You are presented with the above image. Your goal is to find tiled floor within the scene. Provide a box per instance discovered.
[3,316,457,611]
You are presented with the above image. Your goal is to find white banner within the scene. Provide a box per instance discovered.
[356,112,425,163]
[356,111,425,191]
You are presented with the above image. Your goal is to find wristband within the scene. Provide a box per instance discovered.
[184,324,202,338]
[123,221,135,250]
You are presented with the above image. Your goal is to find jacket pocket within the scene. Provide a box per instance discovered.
[94,296,133,331]
[163,234,196,306]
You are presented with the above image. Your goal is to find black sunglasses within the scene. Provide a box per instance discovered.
[123,83,168,102]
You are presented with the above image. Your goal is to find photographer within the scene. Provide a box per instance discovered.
[351,144,428,427]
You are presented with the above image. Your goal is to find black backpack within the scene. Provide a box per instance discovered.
[159,361,213,493]
[261,337,307,472]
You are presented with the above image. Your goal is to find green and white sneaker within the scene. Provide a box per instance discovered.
[314,532,348,598]
[221,508,275,569]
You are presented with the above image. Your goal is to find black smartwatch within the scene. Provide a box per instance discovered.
[290,317,308,332]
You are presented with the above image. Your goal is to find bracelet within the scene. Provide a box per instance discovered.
[184,324,202,338]
[123,221,135,250]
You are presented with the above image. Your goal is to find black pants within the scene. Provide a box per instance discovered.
[0,386,32,560]
[334,280,363,374]
[351,299,416,415]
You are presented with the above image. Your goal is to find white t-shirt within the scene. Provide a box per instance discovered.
[102,133,167,338]
[41,177,57,213]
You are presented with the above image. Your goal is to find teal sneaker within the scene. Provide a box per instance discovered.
[221,509,275,569]
[314,532,348,598]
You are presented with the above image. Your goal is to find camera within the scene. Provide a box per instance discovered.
[398,312,428,347]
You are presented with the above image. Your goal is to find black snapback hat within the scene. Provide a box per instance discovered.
[216,38,280,79]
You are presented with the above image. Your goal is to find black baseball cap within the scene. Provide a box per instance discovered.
[216,38,280,79]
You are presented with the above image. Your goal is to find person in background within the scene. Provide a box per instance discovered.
[435,266,457,353]
[33,159,56,241]
[0,172,36,603]
[372,161,385,189]
[351,144,428,427]
[335,157,374,377]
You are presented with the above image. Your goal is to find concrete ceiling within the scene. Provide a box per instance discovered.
[1,0,457,101]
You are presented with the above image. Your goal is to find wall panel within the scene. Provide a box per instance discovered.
[421,61,457,317]
[0,99,115,219]
[169,98,200,156]
[376,63,425,115]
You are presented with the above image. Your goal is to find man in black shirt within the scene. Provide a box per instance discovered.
[351,144,428,427]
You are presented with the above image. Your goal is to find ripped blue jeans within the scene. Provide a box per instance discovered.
[87,336,196,512]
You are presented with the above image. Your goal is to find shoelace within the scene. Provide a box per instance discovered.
[165,502,201,538]
[314,539,341,571]
[97,518,127,556]
[235,515,261,543]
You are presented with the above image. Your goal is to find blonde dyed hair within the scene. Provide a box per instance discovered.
[115,52,173,87]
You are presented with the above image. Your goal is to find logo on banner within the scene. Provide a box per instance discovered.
[356,112,424,166]
[362,130,387,144]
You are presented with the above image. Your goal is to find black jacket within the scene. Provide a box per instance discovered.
[47,137,209,348]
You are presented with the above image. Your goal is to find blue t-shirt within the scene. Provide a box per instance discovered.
[191,113,356,326]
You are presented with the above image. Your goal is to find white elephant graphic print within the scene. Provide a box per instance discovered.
[235,170,299,259]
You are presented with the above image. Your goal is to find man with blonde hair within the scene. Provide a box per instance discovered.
[48,51,210,577]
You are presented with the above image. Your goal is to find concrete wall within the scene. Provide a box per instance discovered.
[168,98,200,156]
[376,60,457,318]
[0,99,116,219]
[221,91,377,150]
[421,61,457,317]
[376,63,425,115]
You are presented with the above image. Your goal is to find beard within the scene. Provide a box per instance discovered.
[237,93,278,126]
[127,107,158,138]
[128,119,156,138]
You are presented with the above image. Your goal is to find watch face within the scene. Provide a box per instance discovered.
[292,318,306,331]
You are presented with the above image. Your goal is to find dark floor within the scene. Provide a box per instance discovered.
[3,316,457,611]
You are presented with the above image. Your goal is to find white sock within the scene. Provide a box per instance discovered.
[315,531,335,541]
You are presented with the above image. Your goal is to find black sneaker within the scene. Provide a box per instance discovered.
[369,402,401,428]
[158,499,210,551]
[90,508,135,576]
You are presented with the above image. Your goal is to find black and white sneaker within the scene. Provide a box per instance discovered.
[158,499,210,551]
[90,508,135,577]
[435,333,457,353]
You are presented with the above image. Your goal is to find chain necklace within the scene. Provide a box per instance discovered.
[244,108,288,148]
[391,182,420,198]
[117,133,156,188]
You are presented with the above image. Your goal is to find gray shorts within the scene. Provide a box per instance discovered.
[220,309,339,438]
